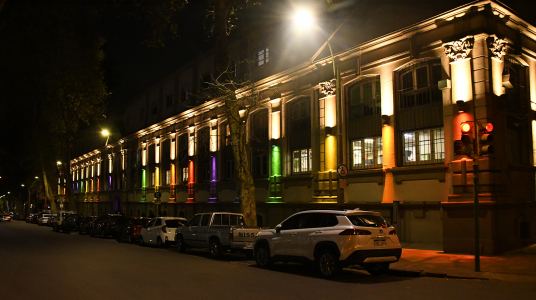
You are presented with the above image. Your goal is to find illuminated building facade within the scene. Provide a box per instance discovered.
[66,1,536,254]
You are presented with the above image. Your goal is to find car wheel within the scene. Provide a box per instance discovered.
[139,236,145,247]
[365,263,390,276]
[156,237,164,248]
[209,239,224,259]
[317,250,341,278]
[176,235,186,253]
[255,243,272,268]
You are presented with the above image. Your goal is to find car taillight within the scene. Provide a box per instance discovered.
[161,225,167,233]
[389,229,396,235]
[229,228,233,241]
[339,229,372,235]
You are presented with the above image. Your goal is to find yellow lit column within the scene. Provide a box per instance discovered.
[380,65,395,204]
[324,94,337,171]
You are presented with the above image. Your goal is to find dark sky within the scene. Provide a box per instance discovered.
[1,0,536,196]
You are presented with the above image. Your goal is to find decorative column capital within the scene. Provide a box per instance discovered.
[320,79,336,97]
[443,36,474,61]
[487,37,507,60]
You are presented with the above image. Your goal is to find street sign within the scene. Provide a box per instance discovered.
[339,178,347,189]
[337,164,348,178]
[154,192,161,198]
[154,199,161,205]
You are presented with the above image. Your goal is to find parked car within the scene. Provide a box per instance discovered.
[30,214,39,224]
[89,214,122,238]
[115,217,149,243]
[51,211,75,231]
[254,209,402,278]
[78,216,98,235]
[47,214,57,227]
[37,213,52,226]
[1,214,11,222]
[60,214,84,232]
[139,217,187,247]
[175,212,266,258]
[116,217,152,243]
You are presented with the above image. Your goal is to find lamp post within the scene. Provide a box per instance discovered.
[293,8,345,207]
[102,130,110,147]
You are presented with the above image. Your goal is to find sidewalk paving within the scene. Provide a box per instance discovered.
[389,243,536,282]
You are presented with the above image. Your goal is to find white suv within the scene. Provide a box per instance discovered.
[139,217,187,248]
[254,209,402,277]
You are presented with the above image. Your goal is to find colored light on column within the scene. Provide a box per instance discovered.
[212,156,217,181]
[155,167,160,186]
[450,58,473,103]
[108,176,112,189]
[97,178,100,192]
[171,164,176,185]
[272,145,281,176]
[142,169,146,188]
[171,140,176,160]
[188,134,195,156]
[325,135,337,171]
[188,160,194,184]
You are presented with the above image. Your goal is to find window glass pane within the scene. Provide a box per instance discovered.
[434,127,445,161]
[404,132,416,164]
[308,149,312,172]
[200,214,210,226]
[416,67,428,88]
[419,130,431,162]
[352,140,362,169]
[301,149,308,172]
[364,139,374,167]
[213,214,221,226]
[402,72,413,91]
[376,137,383,166]
[222,214,230,226]
[265,48,269,63]
[351,85,361,105]
[230,214,238,226]
[293,150,300,173]
[363,82,373,101]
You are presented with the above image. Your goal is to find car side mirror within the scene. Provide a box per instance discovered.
[275,224,282,233]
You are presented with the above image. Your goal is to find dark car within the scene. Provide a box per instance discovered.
[78,216,98,235]
[115,217,152,243]
[89,214,122,238]
[30,214,39,224]
[60,214,84,233]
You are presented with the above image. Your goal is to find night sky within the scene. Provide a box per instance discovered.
[1,0,535,197]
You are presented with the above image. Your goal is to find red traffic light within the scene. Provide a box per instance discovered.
[461,122,471,133]
[485,123,493,132]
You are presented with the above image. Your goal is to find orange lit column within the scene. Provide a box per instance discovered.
[380,65,395,204]
[186,160,195,203]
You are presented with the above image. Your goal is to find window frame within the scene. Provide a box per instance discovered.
[292,148,312,174]
[351,136,383,170]
[401,127,445,166]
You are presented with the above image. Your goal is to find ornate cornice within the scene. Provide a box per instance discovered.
[443,36,474,61]
[488,37,507,60]
[320,79,336,97]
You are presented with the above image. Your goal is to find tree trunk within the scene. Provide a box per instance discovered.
[215,0,257,227]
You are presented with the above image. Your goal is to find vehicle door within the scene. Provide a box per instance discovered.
[141,218,156,241]
[147,218,162,244]
[294,213,338,258]
[181,214,201,246]
[271,214,306,256]
[196,214,212,247]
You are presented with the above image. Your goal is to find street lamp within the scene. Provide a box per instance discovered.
[293,8,345,207]
[102,129,110,147]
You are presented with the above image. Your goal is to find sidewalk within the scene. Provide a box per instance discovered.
[389,243,536,282]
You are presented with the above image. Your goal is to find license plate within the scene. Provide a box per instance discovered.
[374,240,386,246]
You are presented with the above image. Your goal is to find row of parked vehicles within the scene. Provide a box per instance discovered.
[25,208,402,278]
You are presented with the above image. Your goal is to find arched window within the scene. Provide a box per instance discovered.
[288,98,312,174]
[347,76,382,170]
[396,59,444,166]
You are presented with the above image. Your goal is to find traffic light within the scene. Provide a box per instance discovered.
[455,122,473,156]
[478,122,494,155]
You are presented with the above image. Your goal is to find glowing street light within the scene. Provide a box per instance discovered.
[292,9,314,28]
[102,129,110,146]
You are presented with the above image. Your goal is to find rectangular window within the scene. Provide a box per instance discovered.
[253,154,268,178]
[181,167,189,183]
[151,172,155,187]
[352,137,382,170]
[292,148,312,174]
[165,170,171,186]
[257,48,269,66]
[402,127,444,166]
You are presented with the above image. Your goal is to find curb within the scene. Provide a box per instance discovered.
[388,268,489,280]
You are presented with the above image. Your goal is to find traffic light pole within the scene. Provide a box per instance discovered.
[473,158,480,272]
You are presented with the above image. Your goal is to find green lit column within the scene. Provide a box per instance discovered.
[268,145,282,202]
[141,169,147,202]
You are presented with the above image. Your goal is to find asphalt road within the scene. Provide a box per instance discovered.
[1,221,536,300]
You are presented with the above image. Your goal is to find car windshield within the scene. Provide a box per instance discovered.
[165,220,184,228]
[346,214,389,228]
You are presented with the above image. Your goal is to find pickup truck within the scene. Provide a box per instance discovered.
[175,212,266,259]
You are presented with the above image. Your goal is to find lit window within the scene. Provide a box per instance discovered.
[182,167,189,183]
[292,148,312,174]
[352,137,382,170]
[402,127,444,166]
[166,170,171,186]
[257,48,269,66]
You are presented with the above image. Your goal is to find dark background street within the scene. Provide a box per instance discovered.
[1,221,535,300]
